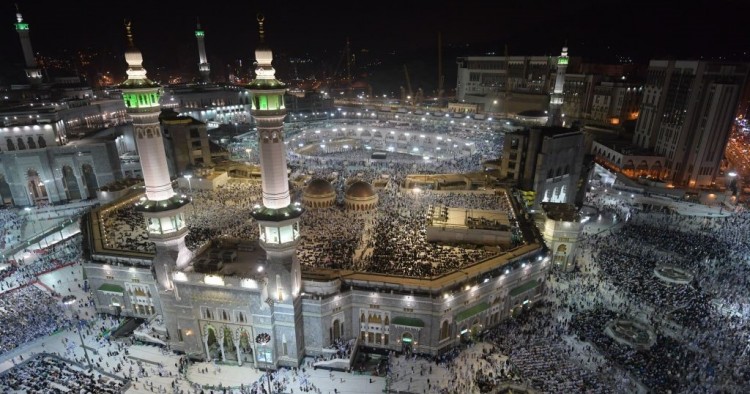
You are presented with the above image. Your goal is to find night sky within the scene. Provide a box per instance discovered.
[1,0,748,86]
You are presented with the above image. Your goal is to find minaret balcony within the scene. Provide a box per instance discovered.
[135,194,190,214]
[251,203,304,222]
[252,109,287,119]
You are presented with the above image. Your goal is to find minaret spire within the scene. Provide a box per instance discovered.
[124,19,135,48]
[257,14,265,44]
[548,45,569,127]
[248,16,305,368]
[118,21,191,289]
[195,17,211,83]
[13,4,42,86]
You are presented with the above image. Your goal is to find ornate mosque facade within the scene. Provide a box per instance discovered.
[83,19,548,369]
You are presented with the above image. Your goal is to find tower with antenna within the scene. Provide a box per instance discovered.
[13,5,42,86]
[195,18,211,83]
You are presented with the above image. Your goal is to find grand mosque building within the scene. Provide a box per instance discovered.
[83,19,548,369]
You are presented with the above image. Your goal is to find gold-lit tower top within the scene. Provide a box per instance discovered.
[124,19,135,48]
[257,14,265,44]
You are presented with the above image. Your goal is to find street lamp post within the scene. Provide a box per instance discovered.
[24,207,39,236]
[184,174,193,195]
[77,319,93,371]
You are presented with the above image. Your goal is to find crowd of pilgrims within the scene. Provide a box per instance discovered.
[3,115,750,393]
[376,188,750,393]
[543,190,750,393]
[0,208,24,250]
[293,173,515,276]
[100,203,155,253]
[358,184,509,276]
[100,181,263,254]
[0,285,73,355]
[0,234,84,292]
[0,354,126,393]
[99,116,512,278]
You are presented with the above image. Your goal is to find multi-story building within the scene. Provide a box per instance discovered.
[500,127,584,208]
[161,84,252,126]
[562,74,598,120]
[456,54,572,115]
[590,81,642,126]
[632,60,749,188]
[160,111,215,176]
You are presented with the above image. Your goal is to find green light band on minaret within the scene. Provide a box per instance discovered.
[122,92,161,109]
[195,30,204,37]
[15,22,28,30]
[558,57,569,65]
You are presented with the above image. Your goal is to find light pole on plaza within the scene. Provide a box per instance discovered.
[266,368,274,394]
[183,174,193,195]
[184,174,195,217]
[66,304,93,372]
[77,319,93,371]
[24,206,39,235]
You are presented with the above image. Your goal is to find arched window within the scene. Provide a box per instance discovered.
[440,320,450,340]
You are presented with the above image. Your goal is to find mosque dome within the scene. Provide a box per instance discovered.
[345,181,375,198]
[305,179,335,197]
[344,181,378,211]
[302,178,335,209]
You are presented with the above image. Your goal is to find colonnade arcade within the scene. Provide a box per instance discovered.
[201,323,257,366]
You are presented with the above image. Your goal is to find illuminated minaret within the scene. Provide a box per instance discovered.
[13,5,42,86]
[118,21,191,291]
[195,18,211,83]
[548,46,568,127]
[249,15,305,368]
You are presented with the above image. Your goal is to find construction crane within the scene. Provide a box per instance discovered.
[437,32,444,100]
[502,43,511,116]
[403,64,413,103]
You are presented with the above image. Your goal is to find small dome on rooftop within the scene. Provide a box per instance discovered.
[345,181,375,198]
[304,178,335,196]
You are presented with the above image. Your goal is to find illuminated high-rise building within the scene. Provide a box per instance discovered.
[195,19,211,83]
[632,60,749,187]
[13,5,42,86]
[118,21,191,291]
